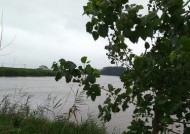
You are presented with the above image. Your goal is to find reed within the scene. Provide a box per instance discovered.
[0,90,107,134]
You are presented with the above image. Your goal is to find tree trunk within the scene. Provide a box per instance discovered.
[152,109,161,134]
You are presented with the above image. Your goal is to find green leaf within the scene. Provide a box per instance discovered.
[158,99,167,105]
[81,56,87,63]
[91,84,101,96]
[87,75,96,83]
[161,116,173,124]
[92,31,99,40]
[52,62,58,71]
[59,59,66,66]
[136,5,144,10]
[145,42,150,49]
[144,26,153,38]
[55,71,62,81]
[112,103,120,113]
[180,36,190,51]
[134,57,143,68]
[72,69,81,77]
[73,78,80,83]
[169,53,177,63]
[99,0,109,11]
[104,97,111,104]
[144,94,153,102]
[184,127,190,134]
[119,43,127,49]
[91,94,96,101]
[85,64,92,74]
[129,31,139,43]
[65,61,76,70]
[122,100,129,111]
[86,22,93,33]
[93,69,100,77]
[171,36,179,46]
[126,87,132,95]
[78,66,83,70]
[104,112,111,121]
[83,85,90,91]
[65,73,72,83]
[98,24,108,38]
[108,84,114,92]
[138,108,145,113]
[98,105,103,112]
[185,113,190,121]
[122,131,127,134]
[114,88,121,95]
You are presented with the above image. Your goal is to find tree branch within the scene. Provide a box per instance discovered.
[0,50,14,56]
[0,11,3,50]
[0,34,16,51]
[168,129,180,134]
[183,0,190,7]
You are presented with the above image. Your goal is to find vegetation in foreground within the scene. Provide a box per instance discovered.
[0,92,107,134]
[0,67,56,77]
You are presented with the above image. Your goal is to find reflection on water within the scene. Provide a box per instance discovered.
[0,76,133,133]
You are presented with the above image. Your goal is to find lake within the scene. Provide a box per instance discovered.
[0,76,134,133]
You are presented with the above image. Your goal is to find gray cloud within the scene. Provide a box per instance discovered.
[0,0,145,69]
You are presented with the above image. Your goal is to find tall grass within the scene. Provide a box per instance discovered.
[0,90,107,134]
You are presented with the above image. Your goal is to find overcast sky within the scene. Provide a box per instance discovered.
[0,0,147,69]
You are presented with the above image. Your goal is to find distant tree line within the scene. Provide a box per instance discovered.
[0,66,125,77]
[100,66,125,76]
[0,67,56,77]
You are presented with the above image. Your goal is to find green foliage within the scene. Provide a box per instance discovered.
[0,67,56,77]
[127,119,151,134]
[52,57,101,101]
[0,115,107,134]
[54,0,190,133]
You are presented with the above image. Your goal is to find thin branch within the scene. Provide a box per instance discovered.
[183,0,190,7]
[0,11,3,50]
[168,129,180,134]
[174,121,190,124]
[0,50,14,56]
[1,34,16,51]
[0,11,16,57]
[101,87,116,99]
[125,53,143,80]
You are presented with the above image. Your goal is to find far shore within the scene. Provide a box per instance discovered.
[0,67,56,77]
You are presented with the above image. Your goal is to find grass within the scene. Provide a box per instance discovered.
[0,114,107,134]
[0,91,107,134]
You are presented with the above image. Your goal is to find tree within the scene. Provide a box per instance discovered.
[100,66,125,76]
[52,0,190,133]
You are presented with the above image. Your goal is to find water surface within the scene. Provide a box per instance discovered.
[0,76,133,133]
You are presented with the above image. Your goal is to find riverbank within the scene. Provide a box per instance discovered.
[0,67,56,77]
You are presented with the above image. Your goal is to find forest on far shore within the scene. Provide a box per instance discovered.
[0,66,125,77]
[0,67,56,77]
[100,66,125,76]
